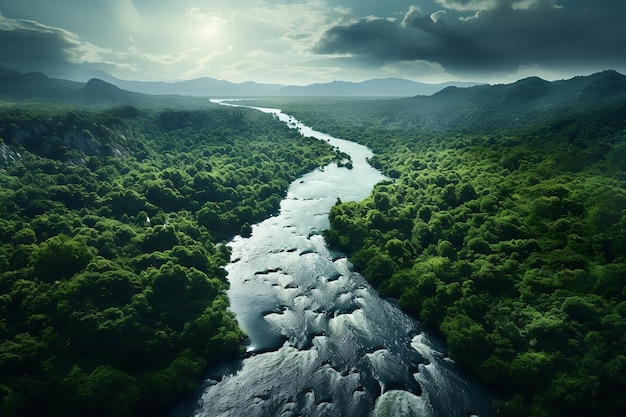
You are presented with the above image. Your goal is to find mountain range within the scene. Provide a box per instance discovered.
[91,71,479,98]
[296,69,626,133]
[402,69,626,131]
[0,67,480,104]
[1,68,626,130]
[0,68,212,109]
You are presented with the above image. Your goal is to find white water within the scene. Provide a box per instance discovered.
[175,101,497,417]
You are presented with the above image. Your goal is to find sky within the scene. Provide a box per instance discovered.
[0,0,624,85]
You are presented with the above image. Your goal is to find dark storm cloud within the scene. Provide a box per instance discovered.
[0,14,103,76]
[313,1,626,75]
[312,17,439,63]
[0,28,72,69]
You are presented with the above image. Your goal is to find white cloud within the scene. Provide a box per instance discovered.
[132,49,188,65]
[185,7,229,25]
[182,50,227,79]
[430,10,448,23]
[436,0,498,11]
[4,0,616,84]
[241,0,340,52]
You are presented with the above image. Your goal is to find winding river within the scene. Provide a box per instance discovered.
[177,102,498,417]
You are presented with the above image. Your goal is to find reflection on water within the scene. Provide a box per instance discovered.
[179,103,497,417]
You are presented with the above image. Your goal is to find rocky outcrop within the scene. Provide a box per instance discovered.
[1,111,136,162]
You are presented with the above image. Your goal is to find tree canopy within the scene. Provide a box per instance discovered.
[0,102,336,416]
[280,96,626,417]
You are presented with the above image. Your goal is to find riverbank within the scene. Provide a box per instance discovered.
[180,103,498,417]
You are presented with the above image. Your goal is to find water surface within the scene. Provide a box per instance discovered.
[180,102,497,417]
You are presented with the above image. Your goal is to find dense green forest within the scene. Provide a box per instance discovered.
[3,69,626,417]
[270,79,626,417]
[0,100,336,416]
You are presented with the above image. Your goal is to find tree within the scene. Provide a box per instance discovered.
[32,234,93,282]
[441,315,493,369]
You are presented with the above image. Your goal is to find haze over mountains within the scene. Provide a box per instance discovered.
[279,70,626,131]
[0,68,211,109]
[0,66,479,100]
[92,72,480,97]
[2,68,626,127]
[391,69,626,131]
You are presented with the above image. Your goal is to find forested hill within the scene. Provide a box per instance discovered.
[0,68,211,109]
[277,73,626,417]
[0,81,338,416]
[281,70,626,134]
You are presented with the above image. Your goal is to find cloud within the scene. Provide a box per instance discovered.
[435,0,559,11]
[129,48,188,65]
[242,0,340,48]
[313,1,626,76]
[0,13,119,76]
[435,0,497,11]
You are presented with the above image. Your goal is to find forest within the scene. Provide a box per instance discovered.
[2,69,626,417]
[0,99,336,416]
[271,79,626,417]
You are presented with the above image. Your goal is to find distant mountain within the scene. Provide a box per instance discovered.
[2,65,480,98]
[79,78,142,103]
[275,78,479,97]
[0,68,83,100]
[408,69,626,131]
[306,70,626,133]
[0,69,216,109]
[95,73,479,98]
[4,68,624,133]
[95,72,283,97]
[430,70,626,108]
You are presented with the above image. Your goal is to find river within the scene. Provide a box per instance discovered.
[175,101,498,417]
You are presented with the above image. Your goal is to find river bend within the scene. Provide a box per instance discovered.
[177,101,497,417]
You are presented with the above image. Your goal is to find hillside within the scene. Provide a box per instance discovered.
[273,78,480,97]
[2,68,626,417]
[0,69,213,109]
[0,68,482,101]
[281,71,626,417]
[0,79,337,416]
[0,69,83,100]
[278,70,626,134]
[94,72,283,98]
[95,72,480,97]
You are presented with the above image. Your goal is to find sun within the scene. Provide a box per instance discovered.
[185,7,227,43]
[201,18,226,40]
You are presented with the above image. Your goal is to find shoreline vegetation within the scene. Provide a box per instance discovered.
[274,74,626,417]
[0,97,336,416]
[1,69,626,417]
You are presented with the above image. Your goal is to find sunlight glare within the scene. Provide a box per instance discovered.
[201,18,225,40]
[185,7,228,43]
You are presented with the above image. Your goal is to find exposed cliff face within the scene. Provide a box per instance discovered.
[9,123,130,158]
[0,110,138,163]
[0,142,20,163]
